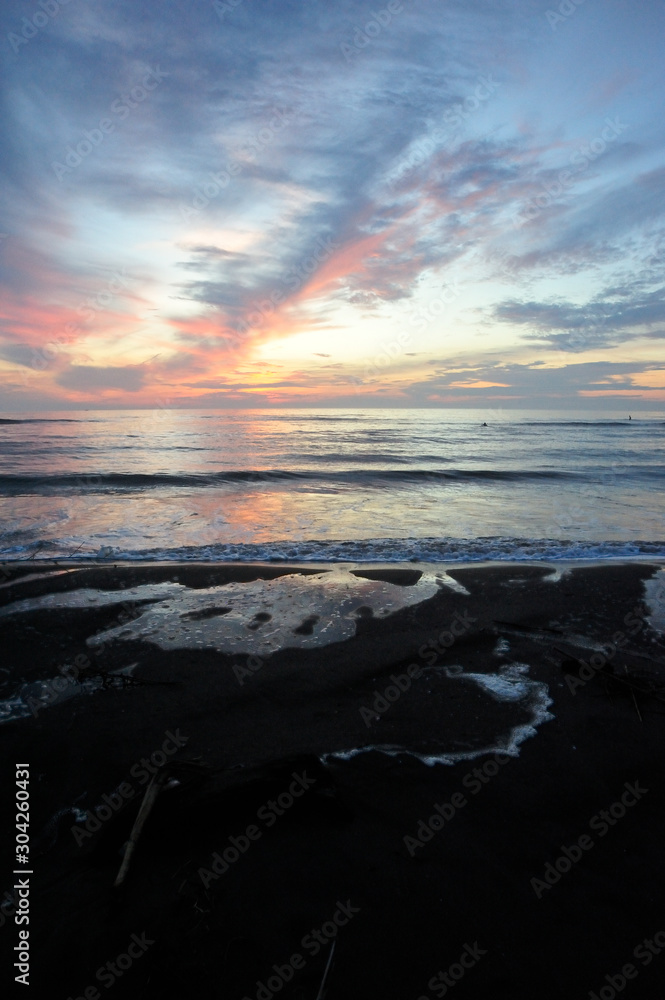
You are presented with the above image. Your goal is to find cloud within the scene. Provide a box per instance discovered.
[491,264,665,351]
[2,0,665,406]
[403,359,665,406]
[56,365,148,391]
[0,342,37,368]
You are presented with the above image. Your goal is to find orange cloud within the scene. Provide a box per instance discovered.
[449,380,511,388]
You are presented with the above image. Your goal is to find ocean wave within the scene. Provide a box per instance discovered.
[0,468,586,494]
[518,421,665,428]
[284,453,414,463]
[3,537,664,564]
[0,418,89,424]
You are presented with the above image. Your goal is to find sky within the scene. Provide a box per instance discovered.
[1,0,664,410]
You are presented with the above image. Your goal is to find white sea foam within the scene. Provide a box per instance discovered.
[643,567,665,635]
[0,570,442,656]
[326,662,553,766]
[3,537,664,564]
[450,663,533,702]
[0,663,139,725]
[0,676,105,724]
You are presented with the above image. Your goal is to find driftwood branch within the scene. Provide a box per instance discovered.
[555,647,665,707]
[114,766,170,888]
[315,940,336,1000]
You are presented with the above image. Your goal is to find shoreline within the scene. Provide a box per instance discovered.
[2,534,664,572]
[2,553,665,574]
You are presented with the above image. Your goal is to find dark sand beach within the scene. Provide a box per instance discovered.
[1,560,665,999]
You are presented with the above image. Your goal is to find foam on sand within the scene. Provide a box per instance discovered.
[327,661,553,767]
[0,569,441,656]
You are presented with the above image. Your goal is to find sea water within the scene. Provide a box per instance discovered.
[0,407,663,562]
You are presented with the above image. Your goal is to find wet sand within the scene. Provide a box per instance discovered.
[1,560,665,999]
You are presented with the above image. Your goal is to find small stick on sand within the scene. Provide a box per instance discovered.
[555,647,656,712]
[114,767,169,888]
[625,664,643,723]
[315,940,336,1000]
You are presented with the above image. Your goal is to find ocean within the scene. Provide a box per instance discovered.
[0,408,663,563]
